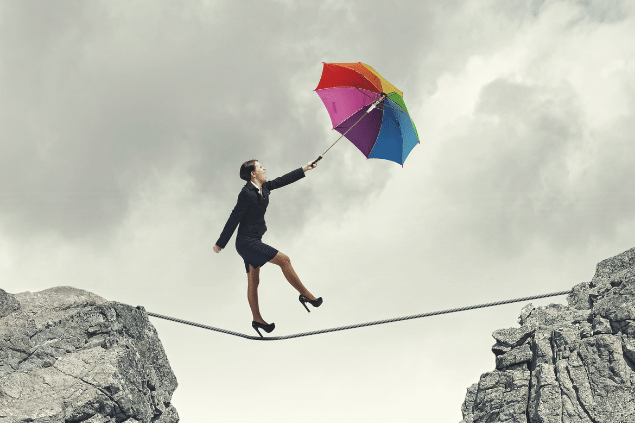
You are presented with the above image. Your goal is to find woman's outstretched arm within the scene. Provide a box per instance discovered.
[263,160,319,192]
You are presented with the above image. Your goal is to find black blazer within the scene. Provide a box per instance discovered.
[215,167,306,248]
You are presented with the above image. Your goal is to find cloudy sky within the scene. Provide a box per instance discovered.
[2,0,635,421]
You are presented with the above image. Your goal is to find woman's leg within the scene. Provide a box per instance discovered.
[269,252,317,300]
[247,264,267,324]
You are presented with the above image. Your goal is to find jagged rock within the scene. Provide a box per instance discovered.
[0,286,179,423]
[495,341,533,370]
[470,365,531,423]
[461,383,478,423]
[579,322,593,339]
[592,315,611,335]
[460,246,635,423]
[518,303,536,326]
[566,282,592,311]
[491,326,535,356]
[0,291,19,319]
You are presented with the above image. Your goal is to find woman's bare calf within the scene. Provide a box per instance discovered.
[268,252,316,300]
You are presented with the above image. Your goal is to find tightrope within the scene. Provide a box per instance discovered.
[145,289,573,341]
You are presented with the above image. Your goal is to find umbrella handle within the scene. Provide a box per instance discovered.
[311,155,323,167]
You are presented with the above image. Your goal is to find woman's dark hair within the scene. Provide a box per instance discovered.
[240,160,258,182]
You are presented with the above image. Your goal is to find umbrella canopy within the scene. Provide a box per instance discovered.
[314,62,419,166]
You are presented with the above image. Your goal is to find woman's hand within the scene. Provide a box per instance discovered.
[302,160,319,172]
[213,245,222,253]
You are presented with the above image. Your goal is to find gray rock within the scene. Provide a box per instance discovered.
[567,282,592,311]
[460,246,635,422]
[471,366,531,423]
[495,342,533,370]
[461,383,478,423]
[0,289,20,318]
[551,327,580,361]
[578,322,593,339]
[518,303,536,326]
[491,326,535,356]
[0,286,178,423]
[528,363,561,423]
[591,315,611,335]
[530,329,554,369]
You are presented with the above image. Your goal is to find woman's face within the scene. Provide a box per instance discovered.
[251,161,267,182]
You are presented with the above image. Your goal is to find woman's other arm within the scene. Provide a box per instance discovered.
[214,191,250,252]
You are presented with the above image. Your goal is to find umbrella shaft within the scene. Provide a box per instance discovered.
[321,94,386,157]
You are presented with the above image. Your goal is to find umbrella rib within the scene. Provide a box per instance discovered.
[355,87,381,106]
[366,130,381,159]
[384,107,398,124]
[366,105,384,159]
[389,102,405,163]
[377,102,408,114]
[391,103,405,164]
[377,104,400,126]
[355,70,381,97]
[355,87,374,99]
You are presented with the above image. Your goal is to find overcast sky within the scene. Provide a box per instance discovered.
[1,0,635,421]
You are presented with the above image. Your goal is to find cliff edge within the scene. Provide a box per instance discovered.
[460,246,635,423]
[0,286,178,423]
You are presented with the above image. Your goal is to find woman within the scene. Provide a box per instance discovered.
[213,159,323,337]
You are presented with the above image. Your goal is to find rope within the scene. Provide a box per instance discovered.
[144,289,573,341]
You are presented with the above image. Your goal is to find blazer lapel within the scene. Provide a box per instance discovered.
[246,182,266,206]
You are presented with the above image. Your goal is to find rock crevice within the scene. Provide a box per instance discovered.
[460,246,635,423]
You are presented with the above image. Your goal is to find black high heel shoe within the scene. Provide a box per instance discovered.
[299,295,323,313]
[252,321,275,338]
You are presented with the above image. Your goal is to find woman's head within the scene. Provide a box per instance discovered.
[239,160,267,183]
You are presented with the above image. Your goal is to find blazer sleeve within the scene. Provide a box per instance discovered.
[215,190,250,249]
[263,167,305,192]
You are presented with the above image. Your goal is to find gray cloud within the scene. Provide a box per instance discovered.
[432,77,635,256]
[494,0,630,23]
[0,0,445,241]
[0,0,632,247]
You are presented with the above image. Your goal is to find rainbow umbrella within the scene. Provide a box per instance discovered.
[312,62,419,167]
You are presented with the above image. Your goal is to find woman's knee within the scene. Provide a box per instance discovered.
[270,252,290,266]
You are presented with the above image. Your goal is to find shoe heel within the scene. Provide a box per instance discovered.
[252,322,264,338]
[299,296,311,313]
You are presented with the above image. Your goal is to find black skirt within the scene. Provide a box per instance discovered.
[235,235,279,273]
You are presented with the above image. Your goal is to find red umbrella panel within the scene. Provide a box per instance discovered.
[314,62,419,166]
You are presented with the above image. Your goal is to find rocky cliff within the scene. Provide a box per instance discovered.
[460,247,635,423]
[0,286,178,423]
